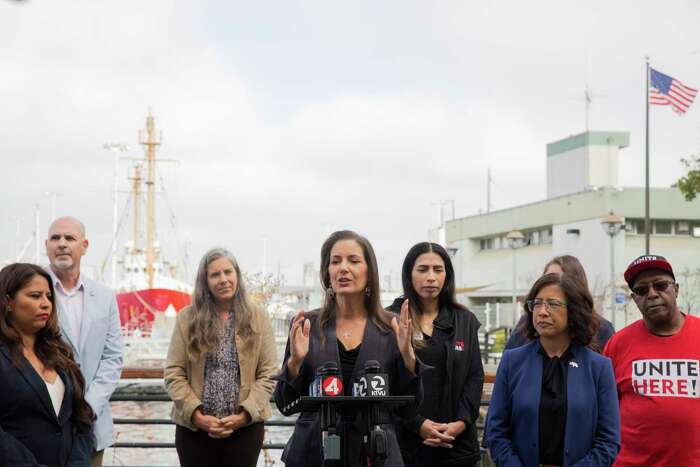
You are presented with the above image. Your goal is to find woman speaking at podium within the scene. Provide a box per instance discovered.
[274,230,424,467]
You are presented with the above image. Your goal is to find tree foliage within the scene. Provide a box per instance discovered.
[677,154,700,201]
[243,271,283,309]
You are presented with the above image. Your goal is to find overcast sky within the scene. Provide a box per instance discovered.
[1,0,699,287]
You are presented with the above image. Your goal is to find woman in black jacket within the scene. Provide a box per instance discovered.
[274,230,423,467]
[387,242,484,467]
[0,263,94,467]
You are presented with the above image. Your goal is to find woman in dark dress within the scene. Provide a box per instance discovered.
[387,242,484,467]
[0,263,93,467]
[274,230,423,467]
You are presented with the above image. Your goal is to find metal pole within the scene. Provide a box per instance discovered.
[112,151,119,288]
[486,168,492,213]
[645,57,651,254]
[609,233,616,329]
[34,204,40,263]
[512,250,518,325]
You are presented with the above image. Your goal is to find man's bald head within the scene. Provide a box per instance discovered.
[48,216,86,239]
[46,217,89,273]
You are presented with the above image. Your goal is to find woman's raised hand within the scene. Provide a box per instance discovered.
[391,299,416,374]
[287,310,310,379]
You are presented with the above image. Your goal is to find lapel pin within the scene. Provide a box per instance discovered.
[569,361,579,368]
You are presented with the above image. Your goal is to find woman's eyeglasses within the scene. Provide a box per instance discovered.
[631,280,675,297]
[526,298,567,312]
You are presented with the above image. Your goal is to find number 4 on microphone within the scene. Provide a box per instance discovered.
[322,376,343,396]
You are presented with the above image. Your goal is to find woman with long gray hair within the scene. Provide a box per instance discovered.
[165,248,277,467]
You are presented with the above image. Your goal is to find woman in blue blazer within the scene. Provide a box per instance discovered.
[0,263,94,467]
[485,273,620,467]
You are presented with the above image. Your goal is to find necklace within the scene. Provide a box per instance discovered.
[340,331,351,338]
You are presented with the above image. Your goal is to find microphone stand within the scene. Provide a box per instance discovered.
[283,396,414,467]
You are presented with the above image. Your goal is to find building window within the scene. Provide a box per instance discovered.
[654,220,673,235]
[627,219,646,234]
[541,228,552,244]
[676,221,690,235]
[480,238,494,250]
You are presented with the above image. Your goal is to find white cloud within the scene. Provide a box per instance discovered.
[1,0,699,284]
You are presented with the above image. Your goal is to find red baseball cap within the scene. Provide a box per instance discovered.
[624,254,675,287]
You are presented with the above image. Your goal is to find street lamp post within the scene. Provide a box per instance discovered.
[506,230,527,326]
[601,212,625,329]
[103,143,131,287]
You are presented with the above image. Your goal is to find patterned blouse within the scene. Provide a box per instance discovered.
[201,313,241,418]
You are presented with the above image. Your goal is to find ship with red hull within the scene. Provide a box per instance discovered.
[108,113,192,364]
[118,288,191,331]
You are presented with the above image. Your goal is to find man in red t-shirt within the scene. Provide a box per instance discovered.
[603,255,700,467]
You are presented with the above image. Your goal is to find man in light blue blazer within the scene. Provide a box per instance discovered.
[46,217,124,467]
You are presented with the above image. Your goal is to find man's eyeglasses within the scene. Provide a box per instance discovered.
[526,298,567,312]
[631,280,676,297]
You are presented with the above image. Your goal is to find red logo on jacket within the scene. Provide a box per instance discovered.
[454,340,464,351]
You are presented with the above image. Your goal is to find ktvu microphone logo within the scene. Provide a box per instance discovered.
[353,374,388,397]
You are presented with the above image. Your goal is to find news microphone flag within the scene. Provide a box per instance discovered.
[649,68,697,115]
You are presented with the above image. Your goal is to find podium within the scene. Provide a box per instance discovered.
[283,396,415,467]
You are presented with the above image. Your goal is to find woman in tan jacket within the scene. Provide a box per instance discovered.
[164,248,277,467]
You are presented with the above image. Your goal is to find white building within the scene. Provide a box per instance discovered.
[445,131,700,329]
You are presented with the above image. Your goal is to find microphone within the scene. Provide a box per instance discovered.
[353,360,389,397]
[309,361,344,397]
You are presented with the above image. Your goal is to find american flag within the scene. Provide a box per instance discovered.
[649,68,697,115]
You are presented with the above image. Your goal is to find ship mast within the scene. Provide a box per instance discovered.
[129,164,142,253]
[139,113,161,289]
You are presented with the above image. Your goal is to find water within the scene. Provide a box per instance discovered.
[104,322,495,467]
[104,388,293,467]
[104,336,293,467]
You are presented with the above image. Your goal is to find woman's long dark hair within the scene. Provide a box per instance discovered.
[318,230,392,345]
[400,242,466,346]
[543,255,590,288]
[523,273,601,350]
[513,254,596,343]
[0,263,94,431]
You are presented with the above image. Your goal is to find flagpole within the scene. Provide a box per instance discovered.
[645,56,650,254]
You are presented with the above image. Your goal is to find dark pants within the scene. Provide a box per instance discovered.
[175,422,265,467]
[405,445,478,467]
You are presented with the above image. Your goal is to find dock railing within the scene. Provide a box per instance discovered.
[108,369,497,466]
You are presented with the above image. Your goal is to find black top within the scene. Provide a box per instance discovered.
[0,345,94,467]
[538,346,571,466]
[415,331,448,422]
[338,340,361,396]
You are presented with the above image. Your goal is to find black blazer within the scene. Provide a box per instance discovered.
[0,345,93,467]
[274,311,424,467]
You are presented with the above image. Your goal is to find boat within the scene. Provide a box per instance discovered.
[108,114,192,367]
